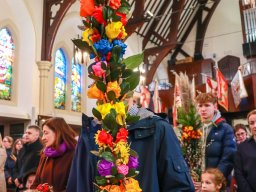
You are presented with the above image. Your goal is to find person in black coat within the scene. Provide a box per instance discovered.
[13,125,43,191]
[234,109,256,192]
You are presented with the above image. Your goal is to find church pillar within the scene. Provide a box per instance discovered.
[37,61,53,115]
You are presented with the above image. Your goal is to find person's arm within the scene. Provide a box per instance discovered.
[234,147,254,192]
[157,121,195,192]
[217,124,236,178]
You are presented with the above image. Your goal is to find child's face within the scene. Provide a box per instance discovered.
[201,173,221,192]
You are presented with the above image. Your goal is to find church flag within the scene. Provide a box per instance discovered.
[206,76,218,96]
[231,69,248,107]
[173,75,182,128]
[153,80,161,113]
[140,85,150,108]
[216,69,229,111]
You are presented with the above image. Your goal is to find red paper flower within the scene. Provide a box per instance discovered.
[80,0,95,17]
[116,128,128,142]
[116,12,127,26]
[98,130,113,147]
[109,0,121,10]
[92,6,106,25]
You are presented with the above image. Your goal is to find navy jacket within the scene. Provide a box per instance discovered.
[205,118,236,179]
[234,137,256,192]
[67,114,194,192]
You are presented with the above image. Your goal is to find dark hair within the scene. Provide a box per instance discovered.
[202,168,226,191]
[234,124,247,134]
[12,138,23,156]
[195,92,217,104]
[42,117,77,150]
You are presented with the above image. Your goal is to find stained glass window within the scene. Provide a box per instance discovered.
[54,49,67,109]
[0,28,14,100]
[71,59,81,112]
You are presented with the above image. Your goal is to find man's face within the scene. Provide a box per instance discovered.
[25,128,39,144]
[197,102,217,122]
[248,114,256,138]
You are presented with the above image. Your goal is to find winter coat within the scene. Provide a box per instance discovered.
[13,139,43,185]
[234,137,256,192]
[31,149,75,192]
[67,114,195,192]
[205,118,236,179]
[4,148,15,189]
[0,148,7,192]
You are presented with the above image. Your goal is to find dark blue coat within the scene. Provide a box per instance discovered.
[67,114,194,192]
[205,118,236,179]
[234,137,256,192]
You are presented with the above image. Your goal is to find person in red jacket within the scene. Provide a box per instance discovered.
[31,117,77,191]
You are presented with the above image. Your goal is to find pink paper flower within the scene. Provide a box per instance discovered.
[92,61,107,77]
[117,164,129,176]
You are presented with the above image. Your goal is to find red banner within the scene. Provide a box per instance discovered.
[216,69,228,111]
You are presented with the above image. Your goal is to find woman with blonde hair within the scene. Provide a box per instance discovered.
[0,135,7,192]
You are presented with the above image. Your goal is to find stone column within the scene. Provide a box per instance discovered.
[37,61,53,115]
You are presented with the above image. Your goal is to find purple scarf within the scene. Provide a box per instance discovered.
[44,142,68,157]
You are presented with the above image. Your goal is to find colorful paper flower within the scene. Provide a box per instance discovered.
[80,0,95,17]
[107,81,121,98]
[94,39,113,55]
[98,159,114,176]
[82,28,94,46]
[127,156,139,169]
[96,129,113,147]
[96,103,112,119]
[112,40,127,57]
[87,83,105,100]
[117,164,129,176]
[92,61,107,77]
[109,0,121,10]
[100,185,125,192]
[92,6,106,25]
[116,128,128,142]
[125,178,142,192]
[114,141,130,164]
[116,12,127,26]
[105,22,127,40]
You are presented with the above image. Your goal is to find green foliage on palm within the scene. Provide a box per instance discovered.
[177,103,201,130]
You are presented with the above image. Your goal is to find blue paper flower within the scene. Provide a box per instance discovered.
[94,39,113,56]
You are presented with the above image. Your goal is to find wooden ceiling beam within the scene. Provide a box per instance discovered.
[142,0,171,49]
[41,0,76,61]
[145,0,185,85]
[126,0,145,36]
[194,0,220,60]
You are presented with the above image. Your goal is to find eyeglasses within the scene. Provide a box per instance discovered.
[236,132,246,137]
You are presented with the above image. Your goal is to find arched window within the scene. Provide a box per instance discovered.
[0,28,14,100]
[71,59,81,112]
[54,48,67,109]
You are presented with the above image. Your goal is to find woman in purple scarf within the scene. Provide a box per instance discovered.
[31,117,77,191]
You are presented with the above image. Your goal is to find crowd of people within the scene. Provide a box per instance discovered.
[0,93,255,191]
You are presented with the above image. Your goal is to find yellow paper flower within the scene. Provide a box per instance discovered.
[87,84,105,100]
[113,102,126,116]
[82,28,94,46]
[113,141,129,164]
[96,103,112,119]
[107,81,121,98]
[125,178,142,192]
[105,21,127,40]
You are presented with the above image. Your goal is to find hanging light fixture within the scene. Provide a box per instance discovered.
[73,35,89,65]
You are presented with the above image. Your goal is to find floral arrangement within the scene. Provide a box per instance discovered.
[36,183,54,192]
[73,0,143,191]
[175,72,202,181]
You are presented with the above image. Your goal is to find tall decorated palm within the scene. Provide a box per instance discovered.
[73,0,143,191]
[175,72,202,182]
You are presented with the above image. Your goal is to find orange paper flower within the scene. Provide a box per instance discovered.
[87,83,105,100]
[125,178,142,192]
[100,185,125,192]
[107,81,121,98]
